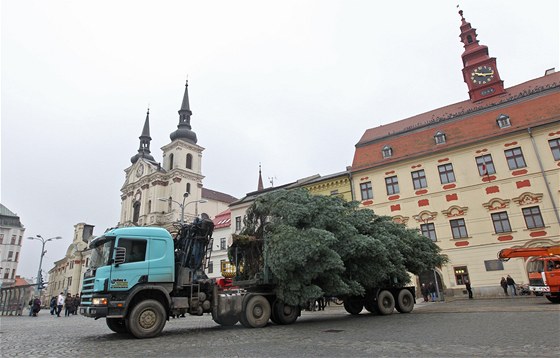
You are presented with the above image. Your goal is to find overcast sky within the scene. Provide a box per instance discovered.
[1,0,558,280]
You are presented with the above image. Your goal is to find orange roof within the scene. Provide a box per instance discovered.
[352,72,560,172]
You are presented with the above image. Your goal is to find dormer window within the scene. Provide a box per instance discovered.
[496,114,511,128]
[434,131,446,145]
[382,145,393,158]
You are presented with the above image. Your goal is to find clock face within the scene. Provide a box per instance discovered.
[136,164,144,177]
[471,65,495,85]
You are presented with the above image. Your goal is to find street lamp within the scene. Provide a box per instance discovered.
[158,193,207,224]
[27,235,62,295]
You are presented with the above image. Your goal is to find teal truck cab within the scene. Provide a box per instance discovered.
[79,218,237,338]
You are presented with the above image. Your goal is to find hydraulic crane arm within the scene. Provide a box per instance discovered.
[498,246,560,261]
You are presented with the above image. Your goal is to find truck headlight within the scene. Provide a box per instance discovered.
[92,298,108,305]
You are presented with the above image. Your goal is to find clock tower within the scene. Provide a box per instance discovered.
[458,9,505,102]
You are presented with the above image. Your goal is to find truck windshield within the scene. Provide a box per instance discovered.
[526,259,544,273]
[89,237,115,269]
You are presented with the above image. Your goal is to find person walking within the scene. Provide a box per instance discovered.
[465,278,473,299]
[500,277,508,296]
[49,296,57,315]
[421,283,429,302]
[506,275,517,297]
[56,292,65,317]
[428,281,437,302]
[32,297,41,317]
[64,293,72,317]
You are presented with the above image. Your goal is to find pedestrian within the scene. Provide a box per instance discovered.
[465,278,473,299]
[500,277,508,296]
[28,298,33,316]
[73,294,80,315]
[428,282,437,302]
[421,283,429,302]
[56,292,65,317]
[64,293,72,317]
[49,296,57,315]
[506,275,517,297]
[32,297,41,317]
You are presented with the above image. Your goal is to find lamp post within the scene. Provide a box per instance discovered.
[27,235,62,295]
[159,193,207,224]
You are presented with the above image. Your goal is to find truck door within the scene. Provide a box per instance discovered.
[109,238,148,291]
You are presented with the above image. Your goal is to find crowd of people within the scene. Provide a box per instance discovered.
[48,292,81,317]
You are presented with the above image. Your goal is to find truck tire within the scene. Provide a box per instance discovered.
[364,299,380,314]
[376,290,395,315]
[273,301,299,325]
[126,299,167,338]
[343,297,363,315]
[395,289,414,313]
[240,295,271,328]
[106,318,129,334]
[545,296,560,304]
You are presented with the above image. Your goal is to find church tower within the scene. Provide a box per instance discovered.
[459,9,505,102]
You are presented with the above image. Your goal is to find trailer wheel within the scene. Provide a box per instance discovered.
[395,289,414,313]
[126,299,167,338]
[343,297,363,315]
[273,301,300,325]
[376,290,395,315]
[545,296,560,304]
[106,318,129,334]
[240,295,271,328]
[364,299,380,314]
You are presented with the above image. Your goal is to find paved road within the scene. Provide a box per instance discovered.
[1,296,558,357]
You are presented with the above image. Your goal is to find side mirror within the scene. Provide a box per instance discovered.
[114,247,127,266]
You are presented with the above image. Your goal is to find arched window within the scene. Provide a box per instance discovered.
[467,35,473,43]
[434,131,446,145]
[186,183,191,194]
[133,202,140,224]
[148,200,152,214]
[186,154,193,169]
[169,153,174,170]
[496,114,511,128]
[382,145,393,158]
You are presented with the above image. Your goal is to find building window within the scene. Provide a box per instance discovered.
[15,252,20,262]
[235,216,242,231]
[11,269,16,279]
[208,261,214,274]
[186,183,191,194]
[186,153,193,169]
[420,223,437,242]
[438,163,456,184]
[504,147,526,170]
[11,235,16,245]
[360,182,373,200]
[491,212,512,233]
[549,138,560,161]
[69,261,74,270]
[0,234,3,244]
[7,251,13,261]
[3,270,8,279]
[434,131,446,145]
[169,153,174,170]
[411,170,427,189]
[18,236,22,245]
[385,176,399,195]
[496,114,511,128]
[382,145,393,158]
[148,200,152,214]
[450,219,468,239]
[68,277,72,287]
[454,266,469,285]
[475,154,496,176]
[522,206,544,229]
[220,238,226,250]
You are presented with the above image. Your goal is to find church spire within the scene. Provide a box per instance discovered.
[458,8,505,102]
[257,163,264,191]
[131,109,156,164]
[170,80,198,144]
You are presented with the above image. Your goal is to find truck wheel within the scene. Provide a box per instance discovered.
[273,301,300,325]
[343,297,363,315]
[376,290,395,315]
[106,318,129,334]
[240,295,271,328]
[395,289,414,313]
[126,299,167,338]
[545,296,560,304]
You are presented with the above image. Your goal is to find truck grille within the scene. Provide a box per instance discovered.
[80,277,95,306]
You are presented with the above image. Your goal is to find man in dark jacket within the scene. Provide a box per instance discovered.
[506,275,517,297]
[465,278,473,299]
